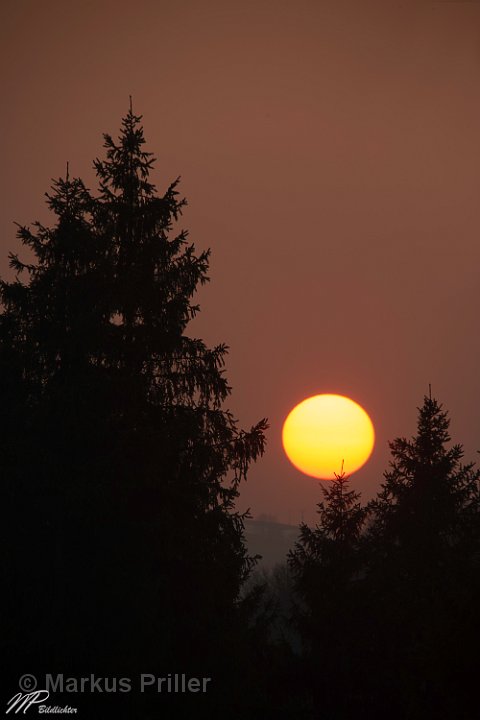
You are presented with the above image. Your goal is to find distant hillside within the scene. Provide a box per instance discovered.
[244,519,299,569]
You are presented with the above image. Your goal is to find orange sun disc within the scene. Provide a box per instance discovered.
[282,394,375,479]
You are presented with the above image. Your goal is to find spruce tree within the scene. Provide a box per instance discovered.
[369,392,480,581]
[2,108,267,691]
[366,393,480,718]
[288,467,368,718]
[289,466,366,600]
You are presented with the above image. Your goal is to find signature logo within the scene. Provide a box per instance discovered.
[6,687,77,715]
[6,690,50,714]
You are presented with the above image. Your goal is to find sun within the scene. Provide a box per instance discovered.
[282,394,375,479]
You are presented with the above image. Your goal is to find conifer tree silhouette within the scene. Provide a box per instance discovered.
[288,464,368,718]
[368,393,480,597]
[2,108,268,701]
[365,393,480,718]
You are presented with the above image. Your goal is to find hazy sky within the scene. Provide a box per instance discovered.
[1,0,479,524]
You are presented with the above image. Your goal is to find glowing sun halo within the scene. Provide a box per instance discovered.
[282,394,375,479]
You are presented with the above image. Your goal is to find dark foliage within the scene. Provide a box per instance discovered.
[2,109,268,718]
[287,396,480,719]
[288,468,369,718]
[364,394,480,718]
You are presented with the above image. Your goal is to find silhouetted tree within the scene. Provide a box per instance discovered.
[2,108,267,714]
[365,393,480,718]
[288,467,368,718]
[370,393,480,557]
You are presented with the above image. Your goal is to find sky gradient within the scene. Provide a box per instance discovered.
[1,0,479,524]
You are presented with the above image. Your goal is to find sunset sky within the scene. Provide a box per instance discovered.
[1,0,479,524]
